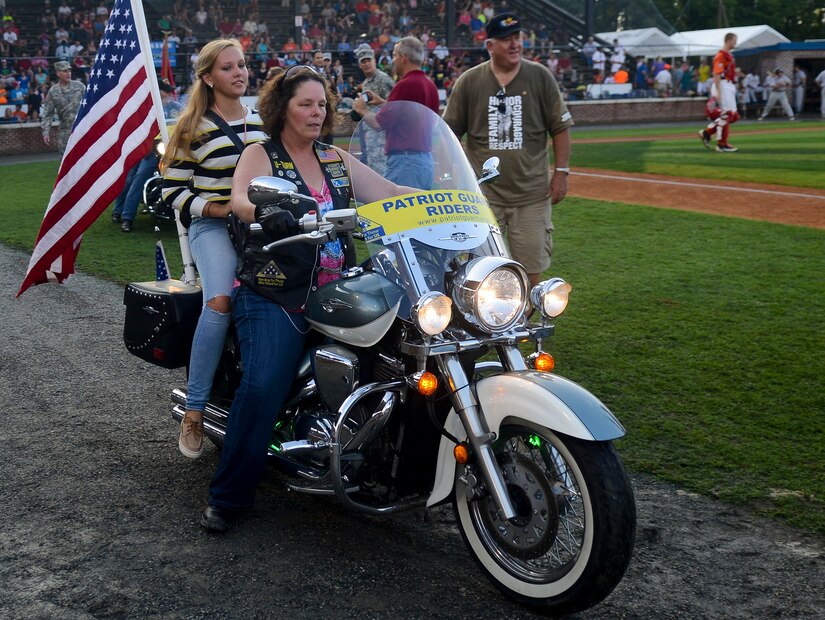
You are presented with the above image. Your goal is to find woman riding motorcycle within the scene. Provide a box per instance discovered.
[201,65,414,532]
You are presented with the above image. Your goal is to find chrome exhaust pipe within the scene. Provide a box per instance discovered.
[171,388,330,462]
[278,439,331,456]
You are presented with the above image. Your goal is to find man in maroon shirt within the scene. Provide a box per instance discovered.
[353,36,439,188]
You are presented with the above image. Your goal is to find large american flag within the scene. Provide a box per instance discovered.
[18,0,160,296]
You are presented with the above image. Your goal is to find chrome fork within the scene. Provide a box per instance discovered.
[436,355,517,521]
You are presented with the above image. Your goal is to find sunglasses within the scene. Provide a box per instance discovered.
[496,88,506,114]
[283,64,319,79]
[278,64,320,91]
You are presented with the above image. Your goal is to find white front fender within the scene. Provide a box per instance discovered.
[427,371,625,507]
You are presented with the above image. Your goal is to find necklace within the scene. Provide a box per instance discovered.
[212,101,247,144]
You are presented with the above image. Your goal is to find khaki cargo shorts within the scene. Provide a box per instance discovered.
[489,198,553,275]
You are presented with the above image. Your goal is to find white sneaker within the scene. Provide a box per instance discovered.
[179,413,204,458]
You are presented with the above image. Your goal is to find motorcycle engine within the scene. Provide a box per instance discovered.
[289,407,364,467]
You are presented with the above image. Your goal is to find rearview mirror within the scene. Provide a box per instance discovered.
[248,176,300,206]
[478,157,500,185]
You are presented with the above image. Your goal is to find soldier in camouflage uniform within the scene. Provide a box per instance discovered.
[40,61,86,155]
[353,47,394,174]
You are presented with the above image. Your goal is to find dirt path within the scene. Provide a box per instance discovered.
[568,168,825,229]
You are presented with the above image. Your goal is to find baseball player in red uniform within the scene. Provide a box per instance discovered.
[699,33,740,153]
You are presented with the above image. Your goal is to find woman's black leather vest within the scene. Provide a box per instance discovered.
[232,139,351,311]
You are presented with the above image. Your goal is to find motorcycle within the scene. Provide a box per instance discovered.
[139,137,176,223]
[123,101,636,616]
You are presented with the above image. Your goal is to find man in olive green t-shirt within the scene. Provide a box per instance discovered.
[443,12,573,286]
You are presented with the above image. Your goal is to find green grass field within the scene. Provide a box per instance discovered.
[571,123,825,188]
[2,125,823,534]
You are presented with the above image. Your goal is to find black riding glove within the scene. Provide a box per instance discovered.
[254,204,298,240]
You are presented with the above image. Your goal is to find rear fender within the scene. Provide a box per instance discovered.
[427,371,625,507]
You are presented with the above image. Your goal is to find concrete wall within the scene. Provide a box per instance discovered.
[0,97,707,157]
[566,96,706,124]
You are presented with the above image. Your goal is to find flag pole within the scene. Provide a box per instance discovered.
[131,0,197,284]
[131,0,167,143]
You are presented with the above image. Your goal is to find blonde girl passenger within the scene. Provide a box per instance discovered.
[161,39,266,459]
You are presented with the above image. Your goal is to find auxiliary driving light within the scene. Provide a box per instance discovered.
[530,278,572,319]
[411,292,452,336]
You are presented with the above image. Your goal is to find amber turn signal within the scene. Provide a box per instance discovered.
[417,371,438,396]
[529,352,555,372]
[453,443,470,464]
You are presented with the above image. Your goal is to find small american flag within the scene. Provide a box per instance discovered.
[155,240,170,281]
[18,0,160,296]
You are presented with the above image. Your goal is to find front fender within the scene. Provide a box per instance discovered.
[427,371,625,507]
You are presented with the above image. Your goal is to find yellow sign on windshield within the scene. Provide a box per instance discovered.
[359,190,497,240]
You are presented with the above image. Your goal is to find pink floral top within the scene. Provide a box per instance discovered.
[309,180,345,287]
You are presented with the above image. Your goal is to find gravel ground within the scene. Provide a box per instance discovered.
[1,242,823,619]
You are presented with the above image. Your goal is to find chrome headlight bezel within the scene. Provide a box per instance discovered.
[530,278,572,319]
[450,256,529,334]
[411,291,452,337]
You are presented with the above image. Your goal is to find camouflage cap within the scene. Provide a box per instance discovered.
[54,60,71,71]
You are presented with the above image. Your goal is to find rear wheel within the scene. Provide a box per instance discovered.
[453,422,636,616]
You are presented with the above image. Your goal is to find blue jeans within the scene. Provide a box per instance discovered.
[208,287,308,509]
[113,154,158,222]
[121,154,159,223]
[186,217,238,412]
[112,161,138,216]
[385,151,433,189]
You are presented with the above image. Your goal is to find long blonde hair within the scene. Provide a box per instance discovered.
[161,39,243,168]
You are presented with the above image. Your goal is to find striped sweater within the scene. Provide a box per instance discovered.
[161,107,267,218]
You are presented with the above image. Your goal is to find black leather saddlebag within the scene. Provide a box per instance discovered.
[123,280,202,369]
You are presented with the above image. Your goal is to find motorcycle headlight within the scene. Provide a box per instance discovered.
[530,278,572,318]
[155,139,166,157]
[452,257,528,333]
[411,292,452,336]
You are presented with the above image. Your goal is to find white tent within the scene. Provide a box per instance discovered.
[596,28,684,59]
[670,25,790,57]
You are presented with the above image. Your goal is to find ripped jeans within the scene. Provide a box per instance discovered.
[186,216,237,412]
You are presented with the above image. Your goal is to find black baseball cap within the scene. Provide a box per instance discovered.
[486,13,526,39]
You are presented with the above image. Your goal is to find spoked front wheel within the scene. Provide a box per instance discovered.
[453,422,636,616]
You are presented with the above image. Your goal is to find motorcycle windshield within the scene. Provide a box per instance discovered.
[348,101,506,318]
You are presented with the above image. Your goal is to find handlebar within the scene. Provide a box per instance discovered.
[250,208,359,252]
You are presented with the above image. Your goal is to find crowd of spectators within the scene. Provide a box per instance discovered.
[0,1,109,123]
[146,0,581,105]
[3,0,754,127]
[0,0,634,113]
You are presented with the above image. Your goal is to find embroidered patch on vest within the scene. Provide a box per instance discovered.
[256,260,286,287]
[326,163,345,177]
[316,148,342,163]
